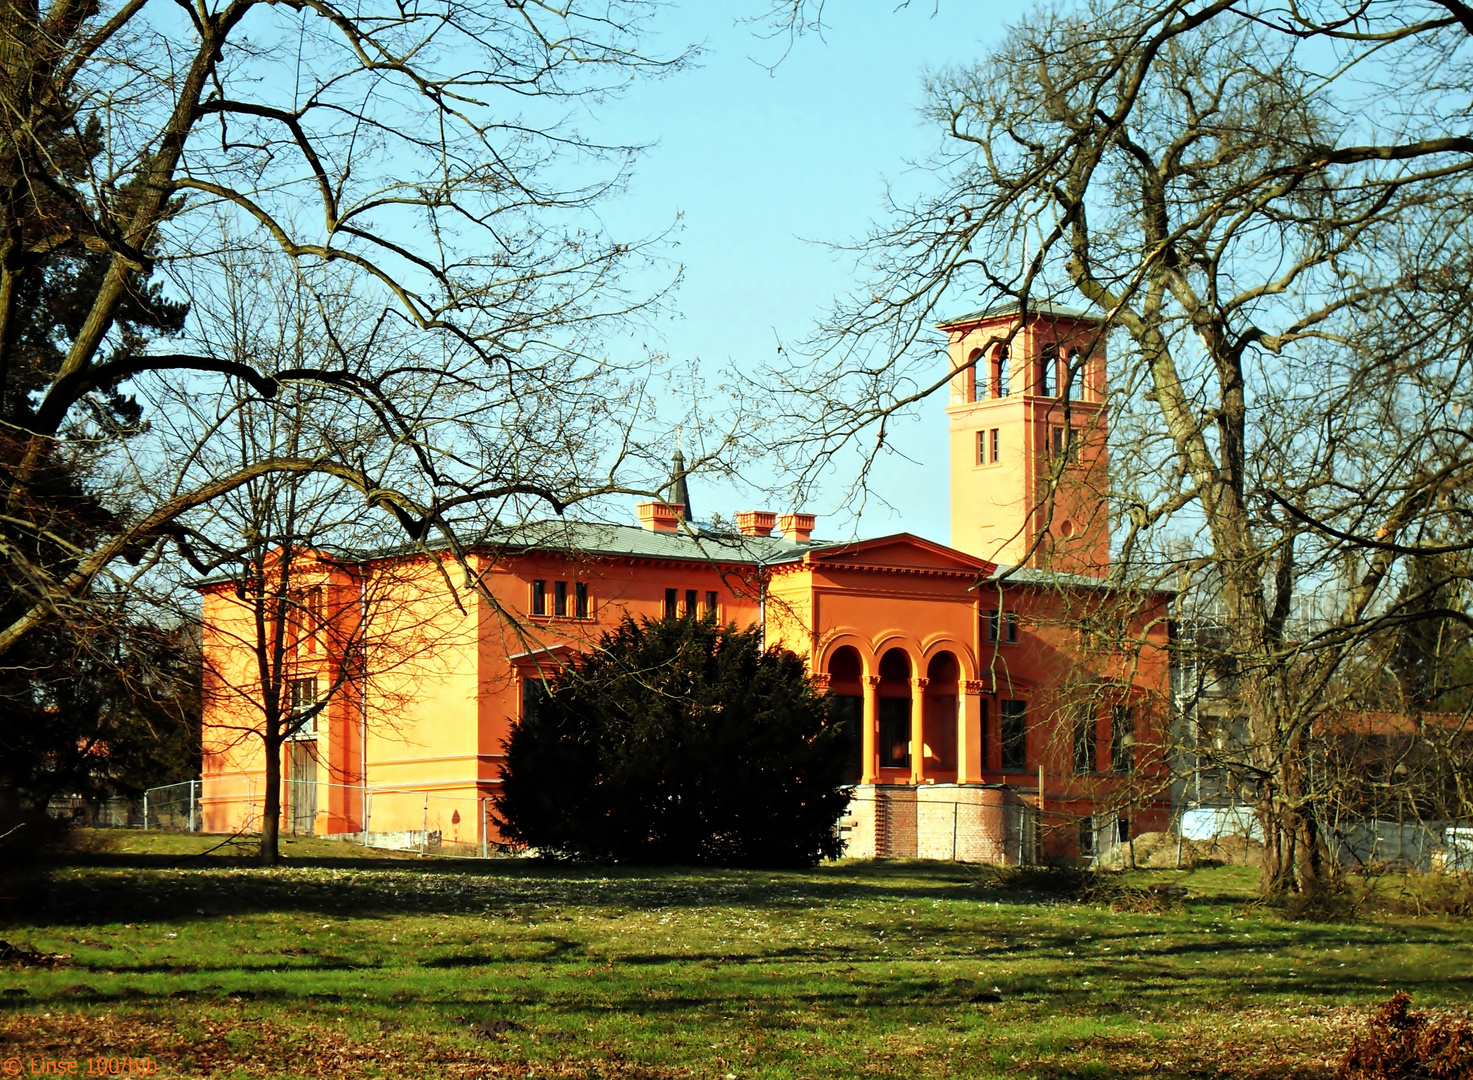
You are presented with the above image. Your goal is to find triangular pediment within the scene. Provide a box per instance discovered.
[804,534,995,576]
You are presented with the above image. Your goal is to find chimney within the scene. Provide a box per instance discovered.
[736,510,777,537]
[637,502,683,532]
[779,512,816,543]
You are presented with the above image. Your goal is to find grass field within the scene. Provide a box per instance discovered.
[2,832,1471,1079]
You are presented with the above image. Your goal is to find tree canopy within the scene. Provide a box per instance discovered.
[772,0,1473,893]
[493,616,853,867]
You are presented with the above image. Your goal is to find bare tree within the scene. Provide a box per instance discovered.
[0,0,719,664]
[773,0,1473,893]
[166,255,470,863]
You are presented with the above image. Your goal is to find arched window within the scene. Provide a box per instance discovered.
[1067,348,1085,400]
[967,348,985,401]
[1039,343,1056,397]
[993,346,1010,398]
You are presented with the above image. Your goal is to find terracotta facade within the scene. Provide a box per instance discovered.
[200,306,1172,860]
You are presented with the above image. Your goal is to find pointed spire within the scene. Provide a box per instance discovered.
[670,448,692,521]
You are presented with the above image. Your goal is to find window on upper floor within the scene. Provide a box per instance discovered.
[531,579,547,616]
[664,588,678,620]
[1050,425,1080,465]
[1039,343,1056,397]
[575,581,589,619]
[984,609,1019,644]
[705,590,719,618]
[968,348,984,401]
[991,428,1000,463]
[993,346,1010,398]
[1067,348,1085,400]
[554,579,568,617]
[685,589,698,618]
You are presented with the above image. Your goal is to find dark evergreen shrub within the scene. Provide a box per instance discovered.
[492,615,853,866]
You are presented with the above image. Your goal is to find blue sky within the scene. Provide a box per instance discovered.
[592,2,1032,545]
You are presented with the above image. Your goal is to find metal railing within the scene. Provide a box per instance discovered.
[57,777,506,858]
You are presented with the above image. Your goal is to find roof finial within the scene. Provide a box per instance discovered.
[670,436,691,522]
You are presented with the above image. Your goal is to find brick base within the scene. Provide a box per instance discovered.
[838,784,1035,863]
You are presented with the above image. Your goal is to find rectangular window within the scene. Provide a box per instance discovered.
[1068,427,1080,463]
[521,677,548,723]
[289,677,318,737]
[984,610,1018,644]
[990,428,1000,463]
[553,580,568,617]
[305,586,322,654]
[878,697,911,769]
[1001,699,1027,770]
[1074,707,1095,774]
[1079,817,1096,859]
[685,589,698,618]
[575,581,589,618]
[1111,705,1135,773]
[664,588,678,620]
[1052,425,1065,459]
[979,698,990,771]
[705,590,719,618]
[531,579,547,616]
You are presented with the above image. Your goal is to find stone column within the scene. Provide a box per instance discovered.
[861,675,880,784]
[958,679,984,783]
[911,677,928,785]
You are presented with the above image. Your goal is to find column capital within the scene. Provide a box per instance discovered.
[963,679,984,695]
[913,677,930,691]
[810,673,831,691]
[865,675,882,688]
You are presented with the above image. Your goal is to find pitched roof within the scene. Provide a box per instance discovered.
[935,301,1101,330]
[469,519,825,566]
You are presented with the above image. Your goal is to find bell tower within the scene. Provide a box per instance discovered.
[939,303,1109,576]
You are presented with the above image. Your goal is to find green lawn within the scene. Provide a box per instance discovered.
[2,833,1470,1079]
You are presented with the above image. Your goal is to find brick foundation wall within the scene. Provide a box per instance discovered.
[838,784,1028,864]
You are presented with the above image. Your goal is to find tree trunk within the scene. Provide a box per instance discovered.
[260,736,281,866]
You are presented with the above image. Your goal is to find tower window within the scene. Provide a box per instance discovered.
[968,348,984,401]
[990,428,1000,463]
[531,580,547,616]
[1052,426,1080,464]
[1067,349,1085,400]
[1039,343,1056,396]
[976,430,987,466]
[993,346,1010,398]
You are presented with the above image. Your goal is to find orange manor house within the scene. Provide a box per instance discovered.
[200,305,1172,862]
